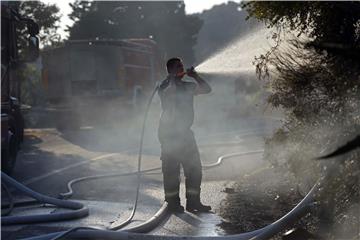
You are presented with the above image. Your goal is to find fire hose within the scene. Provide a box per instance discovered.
[2,82,319,240]
[2,158,318,240]
[1,171,89,225]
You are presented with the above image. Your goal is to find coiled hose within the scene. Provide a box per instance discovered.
[1,171,89,225]
[1,181,14,216]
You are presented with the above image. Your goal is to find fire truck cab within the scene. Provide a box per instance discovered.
[1,2,39,174]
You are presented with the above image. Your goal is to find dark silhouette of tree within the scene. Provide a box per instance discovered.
[18,1,61,47]
[244,2,360,238]
[244,1,360,46]
[66,1,203,65]
[2,2,60,107]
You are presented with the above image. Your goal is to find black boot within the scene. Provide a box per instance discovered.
[166,197,184,213]
[186,195,211,213]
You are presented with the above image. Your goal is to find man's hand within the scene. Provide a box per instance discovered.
[186,67,211,95]
[186,67,199,79]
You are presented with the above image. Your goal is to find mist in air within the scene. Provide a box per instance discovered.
[196,27,270,76]
[13,1,360,239]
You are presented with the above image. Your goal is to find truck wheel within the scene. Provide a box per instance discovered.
[1,129,18,175]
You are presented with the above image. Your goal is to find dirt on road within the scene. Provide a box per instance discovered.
[218,167,319,239]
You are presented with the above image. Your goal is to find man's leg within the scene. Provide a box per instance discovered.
[182,131,211,212]
[161,157,184,212]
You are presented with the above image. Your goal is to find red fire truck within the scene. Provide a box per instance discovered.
[41,39,164,129]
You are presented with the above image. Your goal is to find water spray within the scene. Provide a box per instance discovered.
[195,27,271,76]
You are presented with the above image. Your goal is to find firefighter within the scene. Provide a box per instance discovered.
[158,57,212,213]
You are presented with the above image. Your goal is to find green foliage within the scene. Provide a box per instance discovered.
[66,1,203,64]
[267,42,359,122]
[243,1,360,44]
[18,1,61,47]
[244,1,360,237]
[20,64,45,106]
[3,2,60,106]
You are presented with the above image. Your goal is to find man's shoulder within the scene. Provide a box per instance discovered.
[159,78,170,90]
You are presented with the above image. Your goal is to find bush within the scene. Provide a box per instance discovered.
[258,37,360,238]
[20,63,46,107]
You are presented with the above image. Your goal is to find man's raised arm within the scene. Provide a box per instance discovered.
[187,68,211,95]
[193,75,211,95]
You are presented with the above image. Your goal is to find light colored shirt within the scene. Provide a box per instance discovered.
[158,77,197,136]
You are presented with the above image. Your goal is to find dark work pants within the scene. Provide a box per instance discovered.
[159,129,202,203]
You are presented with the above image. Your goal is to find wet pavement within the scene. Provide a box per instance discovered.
[2,116,280,239]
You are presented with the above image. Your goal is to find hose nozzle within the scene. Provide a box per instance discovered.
[186,66,195,74]
[175,66,195,78]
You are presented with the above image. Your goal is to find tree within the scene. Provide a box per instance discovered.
[244,2,360,238]
[7,1,61,107]
[18,1,61,47]
[66,1,203,65]
[243,1,360,45]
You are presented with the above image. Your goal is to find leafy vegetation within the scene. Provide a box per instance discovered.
[11,1,61,106]
[66,1,203,65]
[243,1,360,238]
[244,1,360,44]
[18,1,61,48]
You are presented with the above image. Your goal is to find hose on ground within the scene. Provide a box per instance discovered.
[59,169,162,200]
[51,149,264,240]
[1,181,14,216]
[31,203,170,240]
[109,83,160,230]
[21,181,318,240]
[0,172,89,225]
[59,150,264,200]
[20,150,318,240]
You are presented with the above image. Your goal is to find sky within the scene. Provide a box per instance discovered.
[42,0,241,39]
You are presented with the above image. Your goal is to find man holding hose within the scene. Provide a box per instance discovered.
[158,57,212,213]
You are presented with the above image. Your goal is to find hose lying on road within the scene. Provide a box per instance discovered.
[19,150,319,240]
[1,172,89,225]
[59,150,264,200]
[42,149,262,240]
[4,140,317,240]
[109,84,160,231]
[22,181,318,240]
[1,181,14,216]
[59,168,161,200]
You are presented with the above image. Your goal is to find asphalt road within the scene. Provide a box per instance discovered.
[2,116,280,239]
